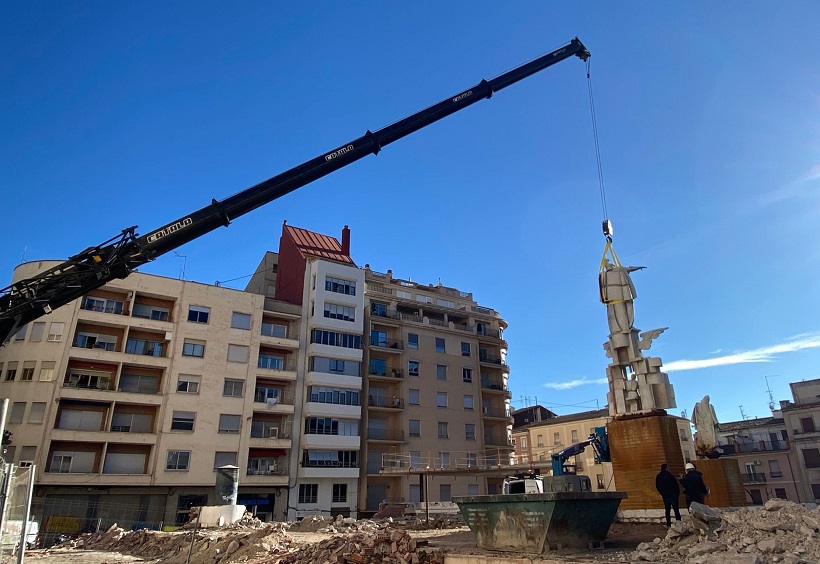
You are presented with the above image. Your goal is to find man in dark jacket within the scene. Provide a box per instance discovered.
[655,463,681,526]
[679,462,709,507]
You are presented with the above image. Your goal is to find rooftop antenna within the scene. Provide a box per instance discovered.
[173,251,187,280]
[739,405,749,420]
[765,375,777,412]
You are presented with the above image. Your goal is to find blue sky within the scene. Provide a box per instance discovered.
[2,2,819,424]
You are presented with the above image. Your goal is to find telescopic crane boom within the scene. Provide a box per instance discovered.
[0,38,589,343]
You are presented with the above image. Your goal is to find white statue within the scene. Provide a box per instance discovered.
[691,395,719,454]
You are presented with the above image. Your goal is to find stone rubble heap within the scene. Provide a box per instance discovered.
[287,513,462,534]
[268,528,444,564]
[631,499,820,564]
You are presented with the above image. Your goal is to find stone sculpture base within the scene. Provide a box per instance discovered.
[608,411,685,510]
[695,457,746,508]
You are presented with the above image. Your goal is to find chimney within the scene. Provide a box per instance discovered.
[341,225,350,256]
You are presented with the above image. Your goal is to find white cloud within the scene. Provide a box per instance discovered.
[543,377,609,391]
[664,333,820,372]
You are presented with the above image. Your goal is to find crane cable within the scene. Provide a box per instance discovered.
[585,59,612,241]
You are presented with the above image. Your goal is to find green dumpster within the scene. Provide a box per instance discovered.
[453,491,627,553]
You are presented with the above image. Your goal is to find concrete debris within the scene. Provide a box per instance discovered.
[627,500,820,563]
[45,513,444,564]
[270,528,444,564]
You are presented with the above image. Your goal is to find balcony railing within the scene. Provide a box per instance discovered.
[483,406,512,418]
[478,328,503,339]
[253,388,295,404]
[371,309,401,320]
[247,457,289,476]
[367,428,404,441]
[742,472,767,483]
[484,435,514,447]
[368,396,405,409]
[481,380,509,392]
[479,355,506,366]
[368,364,404,378]
[718,440,790,454]
[370,338,404,350]
[80,302,124,315]
[125,339,165,357]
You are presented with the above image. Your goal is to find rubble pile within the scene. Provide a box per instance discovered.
[631,499,820,564]
[269,528,444,564]
[56,520,295,564]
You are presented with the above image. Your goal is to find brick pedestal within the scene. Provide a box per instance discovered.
[695,458,746,507]
[608,412,685,510]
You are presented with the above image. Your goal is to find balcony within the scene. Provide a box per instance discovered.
[366,428,405,442]
[368,363,404,380]
[484,435,515,448]
[369,338,404,352]
[483,406,513,420]
[368,396,405,410]
[260,322,299,349]
[124,339,166,357]
[481,380,512,398]
[718,439,790,454]
[742,472,767,484]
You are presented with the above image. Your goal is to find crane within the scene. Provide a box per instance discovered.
[551,426,610,476]
[0,38,589,343]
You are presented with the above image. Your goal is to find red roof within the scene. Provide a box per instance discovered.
[283,224,354,264]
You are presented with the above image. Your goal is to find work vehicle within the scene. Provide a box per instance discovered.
[551,426,610,476]
[0,38,589,343]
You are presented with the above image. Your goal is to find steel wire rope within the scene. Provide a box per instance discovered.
[586,59,610,227]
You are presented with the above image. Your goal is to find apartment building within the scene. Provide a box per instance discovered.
[715,414,797,504]
[1,222,511,529]
[360,266,514,513]
[779,378,820,503]
[0,258,300,537]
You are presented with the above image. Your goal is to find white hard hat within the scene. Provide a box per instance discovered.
[685,463,695,470]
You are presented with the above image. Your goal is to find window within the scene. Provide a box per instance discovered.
[261,322,288,338]
[187,305,210,324]
[521,437,528,449]
[223,379,244,397]
[299,484,318,504]
[82,296,124,314]
[437,299,454,308]
[436,365,447,381]
[20,361,35,382]
[308,387,360,406]
[231,312,252,330]
[409,419,421,438]
[461,342,470,356]
[325,276,356,295]
[438,452,450,469]
[118,373,159,394]
[218,414,241,434]
[408,334,419,349]
[813,484,820,500]
[462,368,472,383]
[537,434,544,447]
[409,389,420,405]
[171,411,195,431]
[440,484,452,501]
[435,338,445,353]
[397,290,411,299]
[126,338,163,357]
[553,432,561,445]
[571,430,579,443]
[310,329,362,349]
[29,322,45,342]
[410,451,422,468]
[332,483,348,503]
[13,324,27,341]
[775,488,787,500]
[371,303,387,317]
[177,375,200,394]
[408,361,419,376]
[213,452,238,469]
[5,362,18,382]
[330,359,345,373]
[467,453,477,467]
[110,412,152,433]
[438,422,449,439]
[259,353,285,370]
[39,361,55,381]
[437,392,448,408]
[132,303,170,321]
[416,294,432,304]
[468,484,479,496]
[182,340,205,357]
[74,332,117,351]
[324,303,355,322]
[370,330,388,347]
[19,446,36,464]
[166,450,191,471]
[227,344,249,363]
[463,395,474,410]
[801,417,816,433]
[9,402,25,423]
[465,423,476,440]
[769,459,783,478]
[47,322,64,342]
[28,402,46,424]
[803,448,820,468]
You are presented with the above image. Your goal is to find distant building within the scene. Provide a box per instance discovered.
[512,405,556,429]
[779,378,820,503]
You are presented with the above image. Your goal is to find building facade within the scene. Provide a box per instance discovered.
[779,378,820,503]
[0,222,513,533]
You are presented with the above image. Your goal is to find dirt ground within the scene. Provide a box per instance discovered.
[21,522,669,563]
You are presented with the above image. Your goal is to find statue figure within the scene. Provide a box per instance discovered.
[692,395,719,455]
[599,241,676,416]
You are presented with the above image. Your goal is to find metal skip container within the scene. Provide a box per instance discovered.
[453,491,627,553]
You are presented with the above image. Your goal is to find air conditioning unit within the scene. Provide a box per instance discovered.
[266,427,279,439]
[754,460,761,465]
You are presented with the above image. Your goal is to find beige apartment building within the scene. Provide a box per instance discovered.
[512,408,694,491]
[0,222,512,536]
[779,378,820,503]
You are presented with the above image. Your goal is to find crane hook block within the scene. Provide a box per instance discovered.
[602,219,613,240]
